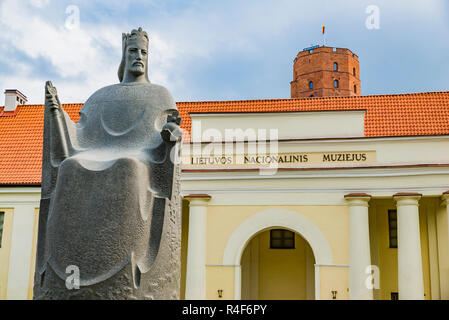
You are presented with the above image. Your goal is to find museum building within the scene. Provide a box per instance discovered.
[1,46,449,300]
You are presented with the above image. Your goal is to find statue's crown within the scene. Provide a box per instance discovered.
[122,27,149,49]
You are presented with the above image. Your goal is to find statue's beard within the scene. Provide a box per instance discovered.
[122,57,148,82]
[129,64,145,76]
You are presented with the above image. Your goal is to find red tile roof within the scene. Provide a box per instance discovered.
[1,91,449,185]
[0,103,81,185]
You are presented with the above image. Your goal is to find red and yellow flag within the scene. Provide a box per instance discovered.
[322,25,325,34]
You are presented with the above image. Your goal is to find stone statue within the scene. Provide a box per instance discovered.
[34,28,182,299]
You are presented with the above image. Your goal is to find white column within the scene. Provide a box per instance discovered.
[394,193,424,300]
[345,193,373,300]
[184,195,210,300]
[6,204,37,300]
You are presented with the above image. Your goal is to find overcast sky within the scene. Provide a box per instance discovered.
[0,0,448,104]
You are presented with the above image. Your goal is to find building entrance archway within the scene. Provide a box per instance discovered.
[241,228,316,299]
[223,208,334,300]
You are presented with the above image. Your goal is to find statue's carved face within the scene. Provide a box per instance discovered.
[125,40,148,77]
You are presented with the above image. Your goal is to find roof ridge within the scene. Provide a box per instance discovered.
[14,103,85,108]
[6,90,449,108]
[176,90,449,104]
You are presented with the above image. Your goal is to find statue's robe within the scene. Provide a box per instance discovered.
[34,82,181,299]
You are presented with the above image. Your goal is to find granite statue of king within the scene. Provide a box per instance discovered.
[33,28,182,299]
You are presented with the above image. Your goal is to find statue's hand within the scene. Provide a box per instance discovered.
[161,110,182,142]
[45,81,61,111]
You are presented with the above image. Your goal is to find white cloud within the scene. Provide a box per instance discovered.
[0,0,448,104]
[29,0,50,9]
[0,0,348,103]
[0,0,180,104]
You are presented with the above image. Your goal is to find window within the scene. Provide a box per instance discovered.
[388,209,398,248]
[334,80,339,88]
[16,96,19,102]
[354,85,357,94]
[309,81,313,90]
[353,67,356,77]
[310,95,314,98]
[0,212,4,248]
[333,62,338,71]
[270,229,295,249]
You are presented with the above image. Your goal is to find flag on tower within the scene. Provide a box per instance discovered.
[322,25,325,34]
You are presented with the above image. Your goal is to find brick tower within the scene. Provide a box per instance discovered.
[290,46,361,98]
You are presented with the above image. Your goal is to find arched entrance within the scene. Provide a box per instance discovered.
[241,228,316,300]
[223,208,334,300]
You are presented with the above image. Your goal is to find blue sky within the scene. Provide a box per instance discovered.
[0,0,448,104]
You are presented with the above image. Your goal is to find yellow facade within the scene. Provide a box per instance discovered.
[179,122,449,300]
[27,209,40,299]
[2,112,449,300]
[180,197,449,300]
[0,206,40,300]
[206,266,235,300]
[0,209,14,299]
[0,189,40,300]
[4,195,447,300]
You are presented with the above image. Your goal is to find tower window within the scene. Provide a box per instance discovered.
[270,229,295,249]
[334,80,339,88]
[353,67,356,77]
[333,62,338,71]
[354,85,357,93]
[388,209,398,248]
[309,81,313,90]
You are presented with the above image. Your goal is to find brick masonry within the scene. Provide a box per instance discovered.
[290,46,361,98]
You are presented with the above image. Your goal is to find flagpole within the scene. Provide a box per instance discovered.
[322,25,326,46]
